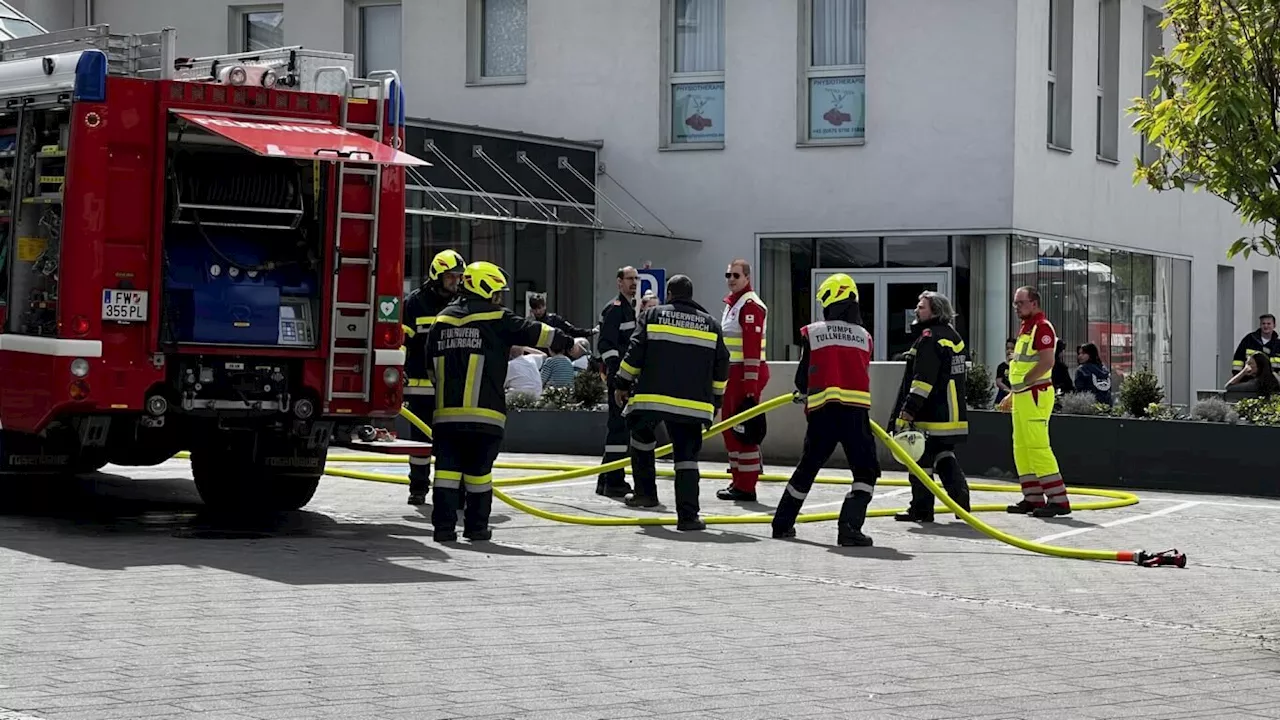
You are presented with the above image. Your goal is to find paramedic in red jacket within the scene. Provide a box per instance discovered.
[716,258,770,502]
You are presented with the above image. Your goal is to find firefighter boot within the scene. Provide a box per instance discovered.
[894,476,936,523]
[431,486,461,543]
[407,457,431,506]
[836,490,874,547]
[463,490,494,541]
[673,472,704,531]
[771,490,805,539]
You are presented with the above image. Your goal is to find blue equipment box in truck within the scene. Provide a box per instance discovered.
[164,231,317,347]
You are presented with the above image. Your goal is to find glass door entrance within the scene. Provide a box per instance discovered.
[811,269,951,360]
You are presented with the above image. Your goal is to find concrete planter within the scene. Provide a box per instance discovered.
[964,410,1280,498]
[501,409,609,455]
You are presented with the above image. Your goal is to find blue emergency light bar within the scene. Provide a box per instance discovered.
[72,49,107,103]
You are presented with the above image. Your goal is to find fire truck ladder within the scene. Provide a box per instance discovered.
[316,68,403,408]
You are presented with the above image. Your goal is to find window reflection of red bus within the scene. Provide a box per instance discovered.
[1013,256,1133,374]
[1091,321,1133,374]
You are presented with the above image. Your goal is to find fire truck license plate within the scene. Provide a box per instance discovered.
[101,289,148,322]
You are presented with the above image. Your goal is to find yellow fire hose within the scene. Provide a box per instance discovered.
[173,392,1186,566]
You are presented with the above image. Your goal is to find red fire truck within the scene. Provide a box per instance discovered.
[0,26,430,511]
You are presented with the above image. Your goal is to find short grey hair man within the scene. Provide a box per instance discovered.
[918,290,956,325]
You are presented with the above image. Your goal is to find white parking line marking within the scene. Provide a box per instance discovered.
[1143,498,1280,510]
[1032,501,1200,543]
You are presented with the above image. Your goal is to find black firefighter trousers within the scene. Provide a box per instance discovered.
[772,405,881,534]
[627,412,703,522]
[597,373,634,495]
[906,436,971,518]
[431,426,501,535]
[405,394,433,496]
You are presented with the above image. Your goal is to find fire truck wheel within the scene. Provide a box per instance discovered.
[265,475,322,511]
[191,448,321,512]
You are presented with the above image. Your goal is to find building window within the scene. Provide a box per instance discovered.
[1140,6,1164,164]
[1047,0,1074,150]
[1096,0,1120,161]
[349,1,401,76]
[663,0,725,148]
[800,0,866,144]
[231,5,283,53]
[1008,235,1190,405]
[467,0,528,85]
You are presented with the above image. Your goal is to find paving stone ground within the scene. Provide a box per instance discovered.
[2,450,1279,720]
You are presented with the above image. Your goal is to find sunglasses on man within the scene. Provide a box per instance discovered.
[725,272,742,279]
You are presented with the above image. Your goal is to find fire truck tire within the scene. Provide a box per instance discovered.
[191,448,321,512]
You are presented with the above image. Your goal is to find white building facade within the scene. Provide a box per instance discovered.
[17,0,1280,404]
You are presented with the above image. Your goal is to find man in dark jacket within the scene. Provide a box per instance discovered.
[401,248,465,505]
[424,261,582,543]
[1232,314,1280,377]
[613,274,729,531]
[595,267,639,498]
[891,290,972,523]
[529,293,596,338]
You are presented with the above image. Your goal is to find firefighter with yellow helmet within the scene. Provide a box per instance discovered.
[771,273,879,547]
[423,261,582,542]
[401,248,465,505]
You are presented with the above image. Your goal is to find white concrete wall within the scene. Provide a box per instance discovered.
[33,0,345,58]
[405,0,1020,313]
[1009,0,1280,397]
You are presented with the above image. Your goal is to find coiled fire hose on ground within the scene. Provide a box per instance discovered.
[305,392,1184,567]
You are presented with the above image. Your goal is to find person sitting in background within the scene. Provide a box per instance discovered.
[541,343,577,388]
[1052,339,1073,397]
[504,346,544,397]
[1073,342,1113,406]
[1227,353,1280,398]
[994,338,1014,404]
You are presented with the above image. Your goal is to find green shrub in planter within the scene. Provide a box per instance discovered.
[538,385,577,410]
[1119,367,1164,418]
[570,369,607,409]
[1058,391,1106,416]
[506,391,542,410]
[966,362,995,409]
[1191,397,1239,424]
[1235,395,1280,426]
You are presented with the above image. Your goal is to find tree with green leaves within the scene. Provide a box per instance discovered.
[1130,0,1280,258]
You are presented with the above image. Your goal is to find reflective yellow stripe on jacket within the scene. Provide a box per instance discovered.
[915,379,967,436]
[625,393,716,422]
[724,337,768,363]
[805,387,871,411]
[1009,324,1052,392]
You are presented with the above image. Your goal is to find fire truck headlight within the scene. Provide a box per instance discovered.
[382,367,401,388]
[209,264,221,277]
[261,69,278,88]
[228,66,247,86]
[70,358,90,378]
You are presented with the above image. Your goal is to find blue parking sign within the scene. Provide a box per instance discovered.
[637,268,665,304]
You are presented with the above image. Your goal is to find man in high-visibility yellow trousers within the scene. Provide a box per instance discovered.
[998,285,1072,517]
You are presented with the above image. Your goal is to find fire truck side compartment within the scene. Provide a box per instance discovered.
[160,141,323,348]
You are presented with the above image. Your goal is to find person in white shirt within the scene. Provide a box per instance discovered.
[504,346,545,397]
